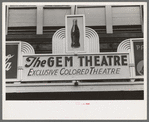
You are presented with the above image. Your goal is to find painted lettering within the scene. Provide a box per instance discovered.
[5,54,14,71]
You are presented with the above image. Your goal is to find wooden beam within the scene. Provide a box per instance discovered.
[140,5,144,33]
[105,5,113,33]
[5,5,9,35]
[71,5,77,15]
[9,5,37,9]
[6,81,144,93]
[44,6,71,9]
[36,6,43,34]
[6,32,143,41]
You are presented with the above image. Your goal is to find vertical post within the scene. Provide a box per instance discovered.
[105,5,113,34]
[140,5,144,33]
[130,39,135,82]
[6,5,9,35]
[36,5,43,34]
[71,5,77,15]
[70,5,78,83]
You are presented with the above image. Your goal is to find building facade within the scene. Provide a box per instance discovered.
[6,5,143,53]
[5,4,144,100]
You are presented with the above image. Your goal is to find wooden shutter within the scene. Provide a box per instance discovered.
[8,7,37,27]
[77,6,106,26]
[112,6,141,25]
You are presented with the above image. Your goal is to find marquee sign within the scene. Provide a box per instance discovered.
[5,39,144,82]
[22,53,130,81]
[5,14,143,82]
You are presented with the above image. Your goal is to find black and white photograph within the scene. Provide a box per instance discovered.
[2,2,147,120]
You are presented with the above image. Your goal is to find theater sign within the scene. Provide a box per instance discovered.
[5,15,144,82]
[22,53,130,81]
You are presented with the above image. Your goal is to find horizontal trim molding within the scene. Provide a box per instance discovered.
[6,81,144,93]
[44,7,71,9]
[6,32,143,41]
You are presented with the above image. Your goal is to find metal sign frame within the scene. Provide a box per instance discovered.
[65,14,86,54]
[22,52,130,81]
[130,38,144,79]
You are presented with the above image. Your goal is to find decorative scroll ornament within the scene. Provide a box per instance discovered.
[52,27,100,54]
[117,39,131,52]
[21,41,35,54]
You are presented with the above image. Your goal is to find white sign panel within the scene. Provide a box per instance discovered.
[22,53,130,81]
